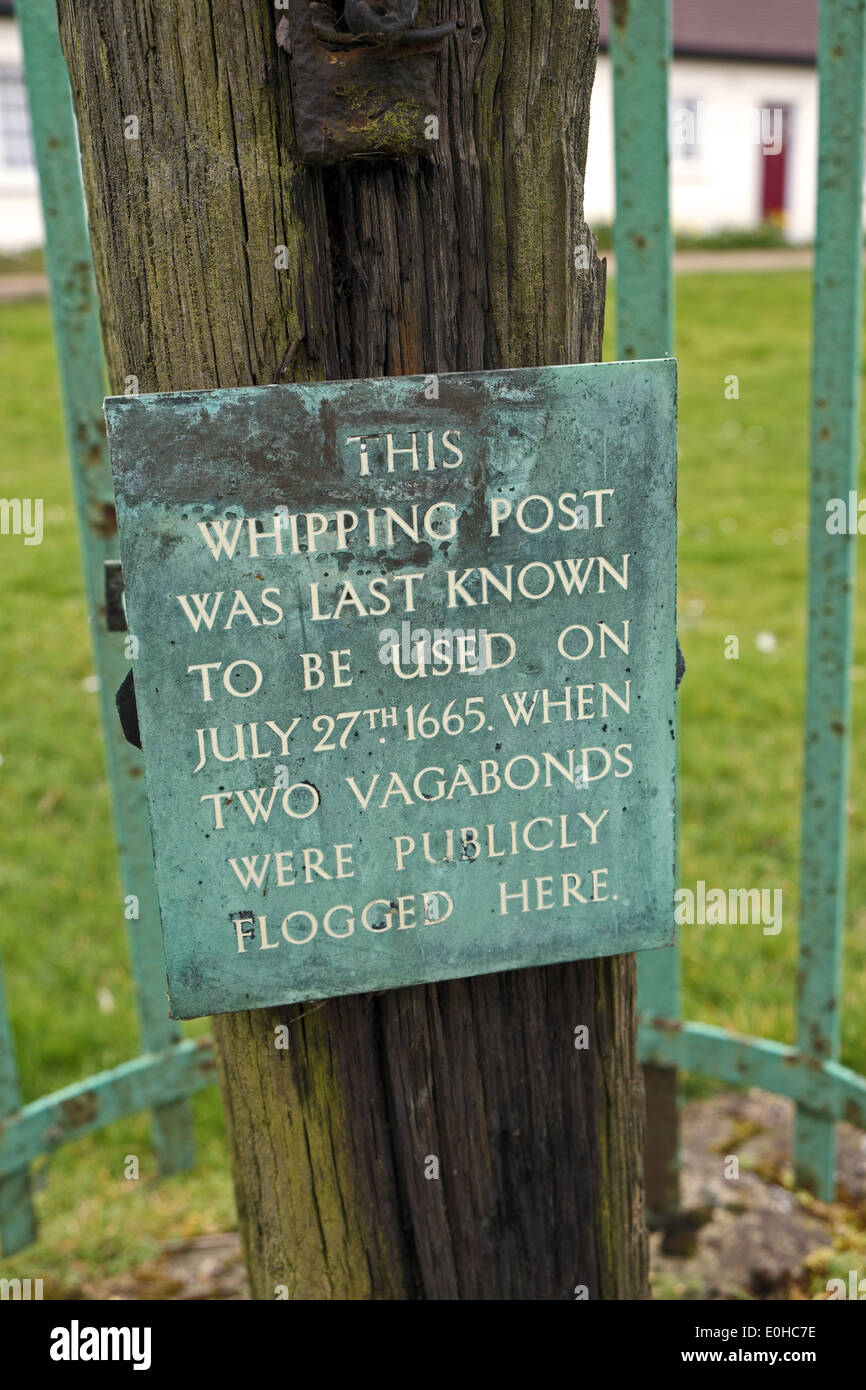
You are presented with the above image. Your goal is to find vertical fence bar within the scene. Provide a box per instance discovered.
[795,0,866,1200]
[610,0,674,362]
[16,0,197,1198]
[0,955,37,1254]
[609,0,678,1222]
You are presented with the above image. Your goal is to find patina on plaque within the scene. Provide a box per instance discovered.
[104,360,677,1019]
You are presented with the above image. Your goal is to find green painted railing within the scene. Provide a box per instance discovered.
[609,0,680,1224]
[0,0,215,1257]
[611,0,866,1205]
[1,0,865,1255]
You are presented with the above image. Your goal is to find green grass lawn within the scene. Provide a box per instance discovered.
[629,274,866,1064]
[0,271,865,1292]
[0,298,234,1291]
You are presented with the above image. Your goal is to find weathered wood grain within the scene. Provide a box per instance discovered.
[56,0,647,1299]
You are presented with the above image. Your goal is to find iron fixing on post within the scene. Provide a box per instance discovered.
[276,1,455,165]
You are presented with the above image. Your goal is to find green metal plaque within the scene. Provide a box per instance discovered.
[104,360,677,1019]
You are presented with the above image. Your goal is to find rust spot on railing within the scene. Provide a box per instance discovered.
[59,1091,100,1129]
[91,502,117,538]
[611,0,629,32]
[647,1015,681,1033]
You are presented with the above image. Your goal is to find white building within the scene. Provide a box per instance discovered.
[0,0,829,254]
[588,0,820,244]
[0,2,42,252]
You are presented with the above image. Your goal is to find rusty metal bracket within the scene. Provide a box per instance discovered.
[104,559,127,632]
[276,1,454,165]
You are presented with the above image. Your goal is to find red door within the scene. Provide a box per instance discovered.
[761,106,790,225]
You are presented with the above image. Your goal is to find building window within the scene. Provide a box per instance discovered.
[671,98,702,161]
[0,65,35,170]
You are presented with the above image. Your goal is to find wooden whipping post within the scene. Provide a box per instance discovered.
[57,0,650,1298]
